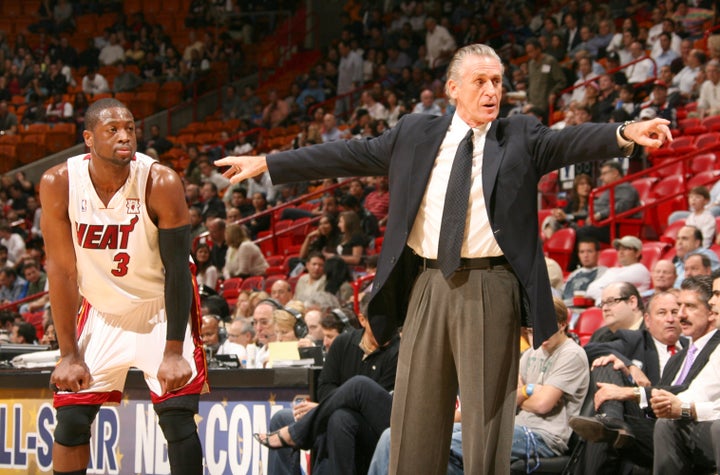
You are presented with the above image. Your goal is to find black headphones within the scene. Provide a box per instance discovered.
[207,314,227,344]
[330,307,356,333]
[259,298,308,339]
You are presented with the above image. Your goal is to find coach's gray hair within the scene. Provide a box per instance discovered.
[444,44,504,106]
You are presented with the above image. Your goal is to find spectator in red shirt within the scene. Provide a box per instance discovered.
[363,176,390,226]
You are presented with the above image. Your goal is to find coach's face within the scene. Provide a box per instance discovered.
[447,54,502,127]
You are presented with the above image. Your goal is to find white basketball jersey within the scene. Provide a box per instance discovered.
[67,153,165,316]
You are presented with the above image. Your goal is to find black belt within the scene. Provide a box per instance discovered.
[419,255,510,272]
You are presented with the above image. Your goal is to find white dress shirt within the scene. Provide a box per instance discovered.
[407,113,503,259]
[674,329,720,420]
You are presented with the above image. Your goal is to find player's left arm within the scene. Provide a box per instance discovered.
[147,164,194,394]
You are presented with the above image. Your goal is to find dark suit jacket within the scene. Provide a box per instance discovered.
[584,329,689,385]
[268,113,625,346]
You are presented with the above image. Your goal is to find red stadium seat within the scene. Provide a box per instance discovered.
[598,248,618,268]
[543,227,576,271]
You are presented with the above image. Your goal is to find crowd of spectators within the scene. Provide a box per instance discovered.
[0,1,256,138]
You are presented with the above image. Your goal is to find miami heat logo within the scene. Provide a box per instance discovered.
[126,198,141,214]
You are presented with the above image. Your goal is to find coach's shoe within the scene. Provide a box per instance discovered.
[569,414,635,449]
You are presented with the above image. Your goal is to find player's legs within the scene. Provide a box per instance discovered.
[53,304,133,473]
[52,404,101,474]
[138,300,206,475]
[155,395,203,475]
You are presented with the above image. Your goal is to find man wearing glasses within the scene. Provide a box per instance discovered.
[589,282,645,344]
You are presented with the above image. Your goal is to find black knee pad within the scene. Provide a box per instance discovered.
[54,405,101,447]
[157,409,197,443]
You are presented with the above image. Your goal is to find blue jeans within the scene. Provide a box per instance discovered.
[510,425,557,467]
[268,409,301,475]
[368,423,464,475]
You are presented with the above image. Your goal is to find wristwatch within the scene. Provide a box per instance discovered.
[681,402,693,420]
[618,121,635,142]
[632,387,642,404]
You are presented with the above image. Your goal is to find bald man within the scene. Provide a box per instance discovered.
[270,279,293,306]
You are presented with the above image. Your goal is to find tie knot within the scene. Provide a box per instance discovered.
[667,345,676,355]
[688,344,698,356]
[464,128,475,143]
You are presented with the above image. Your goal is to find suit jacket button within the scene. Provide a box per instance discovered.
[390,257,396,263]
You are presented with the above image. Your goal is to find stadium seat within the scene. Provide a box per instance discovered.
[660,219,686,245]
[631,177,659,203]
[543,227,576,271]
[240,276,265,291]
[220,277,244,305]
[694,133,720,150]
[701,116,720,132]
[574,307,604,343]
[598,248,618,268]
[646,175,686,235]
[690,153,717,174]
[641,241,669,271]
[686,170,720,190]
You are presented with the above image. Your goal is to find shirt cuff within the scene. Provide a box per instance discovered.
[692,401,716,422]
[616,126,635,156]
[639,387,648,409]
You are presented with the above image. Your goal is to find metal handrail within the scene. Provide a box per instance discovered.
[588,142,720,241]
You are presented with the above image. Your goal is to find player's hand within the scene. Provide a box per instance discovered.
[215,155,268,185]
[157,352,192,395]
[51,353,92,393]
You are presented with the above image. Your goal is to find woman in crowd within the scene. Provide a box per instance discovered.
[299,213,341,260]
[334,210,366,266]
[273,308,301,343]
[233,290,253,319]
[543,173,593,239]
[193,243,218,292]
[222,223,268,278]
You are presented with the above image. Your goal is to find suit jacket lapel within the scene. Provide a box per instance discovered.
[643,331,661,384]
[660,331,720,385]
[660,349,685,385]
[682,331,720,385]
[482,120,504,209]
[405,115,452,230]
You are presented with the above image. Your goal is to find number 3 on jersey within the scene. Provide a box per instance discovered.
[112,252,130,276]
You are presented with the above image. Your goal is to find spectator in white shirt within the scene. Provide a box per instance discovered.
[698,59,720,119]
[81,68,110,95]
[98,32,125,66]
[586,236,651,303]
[425,16,456,70]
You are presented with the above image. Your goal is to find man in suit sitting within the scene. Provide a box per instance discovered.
[571,275,720,473]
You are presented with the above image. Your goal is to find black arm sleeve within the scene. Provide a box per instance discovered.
[158,225,193,341]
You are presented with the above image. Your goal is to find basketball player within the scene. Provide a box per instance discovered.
[39,98,207,475]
